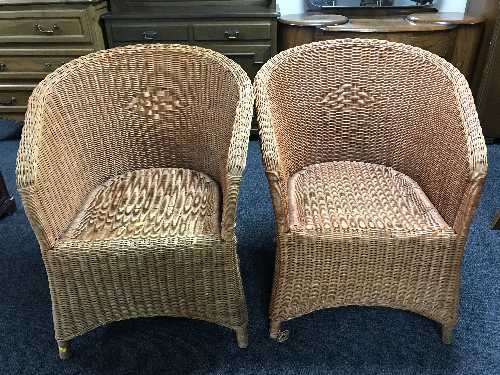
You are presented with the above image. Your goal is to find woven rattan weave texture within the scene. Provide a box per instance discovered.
[288,161,455,235]
[16,44,253,358]
[64,168,222,240]
[254,39,488,344]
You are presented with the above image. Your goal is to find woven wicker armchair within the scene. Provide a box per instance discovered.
[16,44,253,359]
[254,39,488,344]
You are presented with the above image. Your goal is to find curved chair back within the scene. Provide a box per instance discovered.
[255,39,487,230]
[17,44,253,249]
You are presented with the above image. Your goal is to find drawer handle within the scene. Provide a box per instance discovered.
[143,31,159,41]
[0,63,6,72]
[34,23,59,34]
[0,97,17,106]
[44,63,54,71]
[224,30,240,40]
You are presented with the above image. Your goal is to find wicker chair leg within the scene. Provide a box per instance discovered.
[270,320,289,343]
[270,321,281,339]
[442,325,455,345]
[235,325,248,349]
[491,210,500,230]
[57,340,71,360]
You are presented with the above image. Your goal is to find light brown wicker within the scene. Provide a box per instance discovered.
[254,39,488,344]
[16,44,253,359]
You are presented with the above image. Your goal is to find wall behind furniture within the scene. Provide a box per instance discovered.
[437,0,467,12]
[276,0,467,15]
[277,0,304,14]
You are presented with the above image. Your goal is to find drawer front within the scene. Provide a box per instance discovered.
[206,44,271,79]
[0,10,92,44]
[194,21,272,41]
[111,22,190,43]
[315,30,456,59]
[0,51,90,79]
[107,40,271,79]
[0,85,35,114]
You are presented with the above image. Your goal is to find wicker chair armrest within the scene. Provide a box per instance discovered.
[414,64,488,235]
[254,80,290,234]
[453,179,486,236]
[221,73,253,241]
[225,74,254,178]
[448,74,488,234]
[451,75,488,235]
[17,187,53,251]
[16,86,43,192]
[16,85,88,250]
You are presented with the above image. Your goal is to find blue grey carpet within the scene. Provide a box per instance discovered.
[0,120,499,374]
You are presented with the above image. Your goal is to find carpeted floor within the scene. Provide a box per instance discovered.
[0,120,499,375]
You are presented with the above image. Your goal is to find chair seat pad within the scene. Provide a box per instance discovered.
[64,168,221,241]
[288,161,455,237]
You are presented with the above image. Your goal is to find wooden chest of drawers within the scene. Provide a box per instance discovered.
[105,18,277,80]
[0,1,107,122]
[102,6,278,81]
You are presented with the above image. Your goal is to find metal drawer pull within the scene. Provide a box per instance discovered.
[0,97,17,106]
[44,63,54,71]
[224,30,240,40]
[143,31,159,41]
[0,63,6,72]
[34,24,59,34]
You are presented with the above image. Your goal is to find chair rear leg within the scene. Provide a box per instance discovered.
[235,325,248,349]
[57,340,71,360]
[270,320,289,342]
[270,320,280,339]
[442,325,455,345]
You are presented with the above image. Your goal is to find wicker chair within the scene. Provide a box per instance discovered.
[16,44,253,359]
[254,39,488,344]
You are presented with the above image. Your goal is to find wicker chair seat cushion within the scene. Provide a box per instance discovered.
[63,168,221,241]
[288,161,455,237]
